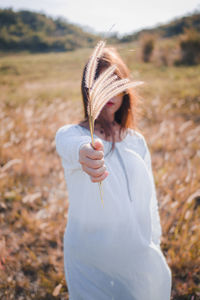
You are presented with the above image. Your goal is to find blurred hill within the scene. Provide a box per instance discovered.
[0,8,200,52]
[0,8,100,52]
[120,11,200,42]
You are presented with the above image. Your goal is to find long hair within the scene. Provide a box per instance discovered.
[79,46,141,153]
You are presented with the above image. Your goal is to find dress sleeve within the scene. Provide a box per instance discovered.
[143,138,162,248]
[55,124,91,171]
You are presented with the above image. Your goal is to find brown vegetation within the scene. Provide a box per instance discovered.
[0,46,199,299]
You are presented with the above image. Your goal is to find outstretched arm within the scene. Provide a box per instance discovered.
[55,124,109,183]
[55,124,91,171]
[143,138,162,249]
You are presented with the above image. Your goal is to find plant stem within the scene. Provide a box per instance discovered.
[89,114,104,207]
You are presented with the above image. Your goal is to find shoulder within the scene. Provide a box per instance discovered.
[55,124,80,139]
[55,124,82,148]
[129,128,147,145]
[128,128,149,159]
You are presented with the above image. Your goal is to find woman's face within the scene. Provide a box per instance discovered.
[105,92,123,112]
[97,68,124,121]
[101,92,124,122]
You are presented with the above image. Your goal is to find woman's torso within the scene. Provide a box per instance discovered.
[57,123,172,299]
[62,124,153,247]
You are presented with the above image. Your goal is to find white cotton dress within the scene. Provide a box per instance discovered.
[55,123,172,300]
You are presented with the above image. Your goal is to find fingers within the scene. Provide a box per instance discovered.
[90,170,109,183]
[82,164,106,177]
[79,140,109,182]
[79,141,104,160]
[81,157,104,169]
[92,139,104,151]
[86,147,104,160]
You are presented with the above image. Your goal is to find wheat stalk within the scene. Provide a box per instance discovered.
[85,40,105,89]
[89,65,117,101]
[84,39,144,206]
[85,40,106,206]
[93,80,144,120]
[92,78,130,112]
[90,73,118,103]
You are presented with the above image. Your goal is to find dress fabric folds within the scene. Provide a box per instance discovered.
[55,124,172,300]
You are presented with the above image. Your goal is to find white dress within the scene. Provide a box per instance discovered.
[55,124,172,300]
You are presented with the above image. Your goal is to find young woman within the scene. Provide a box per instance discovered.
[55,46,172,300]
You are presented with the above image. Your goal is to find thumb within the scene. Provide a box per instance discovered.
[92,138,104,151]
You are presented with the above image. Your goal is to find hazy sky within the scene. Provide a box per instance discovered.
[1,0,200,36]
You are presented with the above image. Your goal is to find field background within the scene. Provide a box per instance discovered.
[0,38,200,299]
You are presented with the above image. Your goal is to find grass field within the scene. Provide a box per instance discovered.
[0,42,200,299]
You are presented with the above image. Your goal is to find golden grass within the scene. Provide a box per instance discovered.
[0,43,200,299]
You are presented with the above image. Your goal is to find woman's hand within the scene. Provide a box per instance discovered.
[79,139,109,182]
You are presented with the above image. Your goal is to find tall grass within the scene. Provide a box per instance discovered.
[0,43,199,299]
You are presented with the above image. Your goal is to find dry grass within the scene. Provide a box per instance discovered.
[0,44,200,299]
